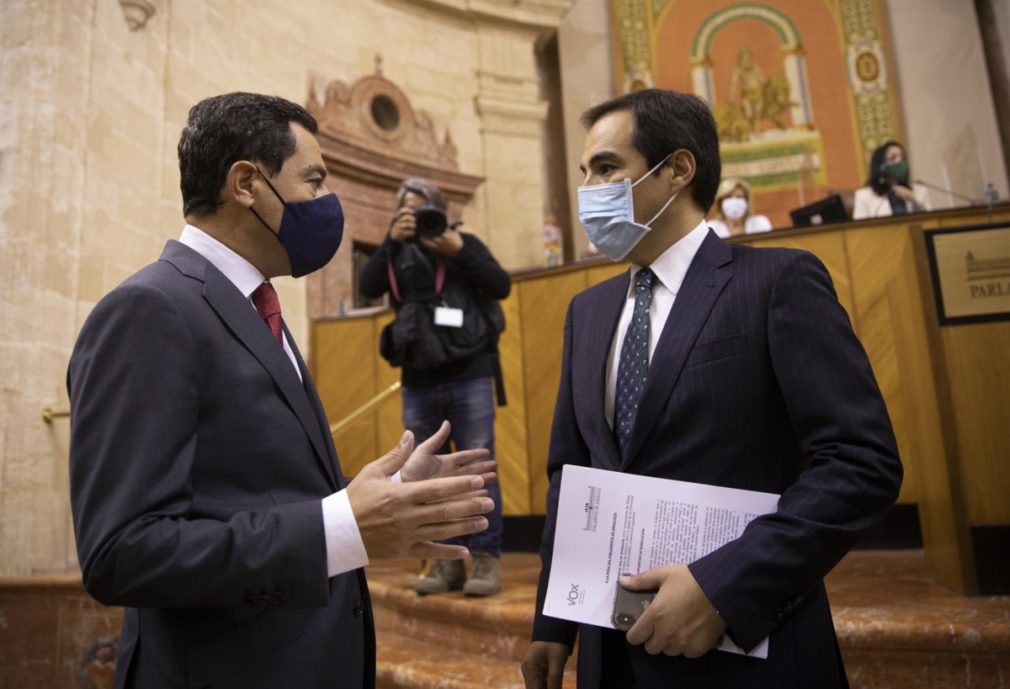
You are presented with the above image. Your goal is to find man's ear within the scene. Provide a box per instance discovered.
[669,149,697,192]
[225,160,259,209]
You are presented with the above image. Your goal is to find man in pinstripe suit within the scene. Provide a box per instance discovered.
[522,89,902,688]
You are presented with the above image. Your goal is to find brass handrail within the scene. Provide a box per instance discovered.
[42,383,402,434]
[42,407,70,424]
[329,381,401,437]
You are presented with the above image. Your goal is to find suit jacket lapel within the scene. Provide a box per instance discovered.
[584,274,627,471]
[202,269,340,490]
[161,241,339,490]
[621,232,734,468]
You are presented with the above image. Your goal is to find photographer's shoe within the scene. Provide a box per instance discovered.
[463,552,501,597]
[414,559,465,595]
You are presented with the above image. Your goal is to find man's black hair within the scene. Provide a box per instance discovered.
[581,89,721,212]
[867,140,906,196]
[178,92,319,217]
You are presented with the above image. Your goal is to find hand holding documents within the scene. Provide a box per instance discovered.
[542,465,780,658]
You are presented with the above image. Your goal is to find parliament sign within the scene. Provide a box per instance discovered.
[925,223,1010,325]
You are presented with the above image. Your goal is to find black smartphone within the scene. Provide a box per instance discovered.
[612,584,658,631]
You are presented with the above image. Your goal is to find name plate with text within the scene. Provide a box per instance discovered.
[925,223,1010,325]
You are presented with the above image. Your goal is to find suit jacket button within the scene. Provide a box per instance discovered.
[353,602,365,617]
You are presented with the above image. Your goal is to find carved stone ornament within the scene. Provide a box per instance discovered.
[304,61,485,319]
[306,62,483,205]
[118,0,156,32]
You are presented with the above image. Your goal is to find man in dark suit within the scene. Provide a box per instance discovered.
[521,89,902,688]
[68,92,496,689]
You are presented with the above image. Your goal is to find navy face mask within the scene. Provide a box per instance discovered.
[251,169,344,278]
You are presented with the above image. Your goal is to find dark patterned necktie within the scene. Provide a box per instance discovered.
[614,267,656,456]
[252,282,283,344]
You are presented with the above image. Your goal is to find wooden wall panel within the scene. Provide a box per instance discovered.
[844,224,974,590]
[941,321,1010,525]
[936,208,1010,228]
[333,417,379,480]
[313,317,379,477]
[519,272,591,514]
[843,225,924,505]
[496,291,530,516]
[585,262,627,288]
[372,311,403,462]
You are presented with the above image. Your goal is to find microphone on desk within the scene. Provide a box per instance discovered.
[914,179,1000,222]
[913,178,976,205]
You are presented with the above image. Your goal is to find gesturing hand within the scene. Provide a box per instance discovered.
[621,564,726,658]
[399,420,497,485]
[346,431,494,561]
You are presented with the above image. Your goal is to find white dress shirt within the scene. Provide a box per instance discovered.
[179,225,368,577]
[605,220,710,428]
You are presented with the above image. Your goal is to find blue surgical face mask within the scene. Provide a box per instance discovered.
[251,169,345,278]
[577,154,677,261]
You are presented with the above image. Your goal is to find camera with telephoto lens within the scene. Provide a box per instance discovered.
[413,204,447,238]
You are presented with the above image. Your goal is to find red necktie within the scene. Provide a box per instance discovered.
[251,282,283,344]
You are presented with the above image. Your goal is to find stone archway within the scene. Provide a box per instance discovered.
[305,62,484,320]
[689,3,812,129]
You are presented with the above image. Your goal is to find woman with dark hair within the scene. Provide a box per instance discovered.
[853,140,931,219]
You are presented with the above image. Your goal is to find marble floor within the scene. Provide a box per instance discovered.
[365,550,1010,689]
[1,550,1006,688]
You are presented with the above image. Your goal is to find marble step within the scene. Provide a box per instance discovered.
[367,559,537,662]
[364,552,1010,689]
[376,629,576,689]
[368,557,577,689]
[3,553,1005,688]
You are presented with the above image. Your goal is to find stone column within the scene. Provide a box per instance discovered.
[782,47,810,127]
[474,25,550,269]
[691,57,715,103]
[1,0,170,574]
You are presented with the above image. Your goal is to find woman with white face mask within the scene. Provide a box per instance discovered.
[707,178,773,238]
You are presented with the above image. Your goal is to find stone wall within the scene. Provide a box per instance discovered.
[0,0,571,575]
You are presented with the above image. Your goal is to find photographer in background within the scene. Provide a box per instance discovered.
[360,178,510,597]
[853,140,931,219]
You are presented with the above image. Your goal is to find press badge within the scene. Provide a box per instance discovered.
[434,305,464,328]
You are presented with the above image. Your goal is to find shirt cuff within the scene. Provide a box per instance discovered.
[321,491,369,577]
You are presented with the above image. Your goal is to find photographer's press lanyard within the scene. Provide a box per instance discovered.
[386,255,446,303]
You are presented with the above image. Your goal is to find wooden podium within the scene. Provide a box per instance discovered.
[311,203,1010,595]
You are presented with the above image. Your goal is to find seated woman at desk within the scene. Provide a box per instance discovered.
[708,178,773,238]
[853,140,931,219]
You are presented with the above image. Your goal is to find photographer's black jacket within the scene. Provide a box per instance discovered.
[359,232,510,389]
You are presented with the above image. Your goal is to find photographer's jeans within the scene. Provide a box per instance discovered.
[402,377,502,557]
